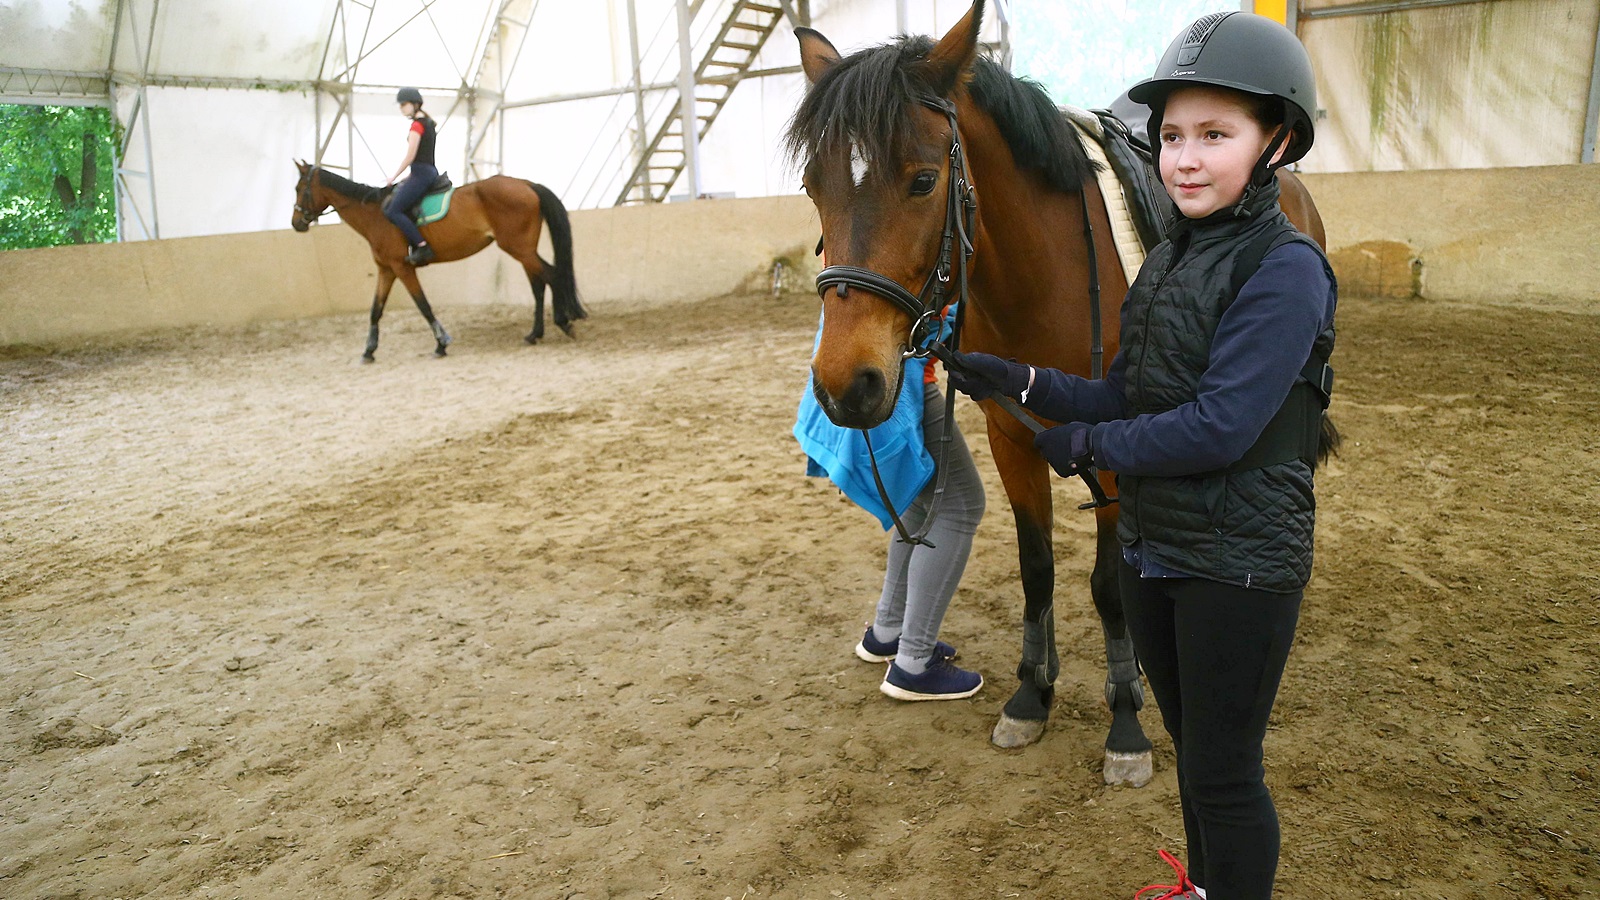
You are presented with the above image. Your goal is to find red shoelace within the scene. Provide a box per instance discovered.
[1134,849,1199,899]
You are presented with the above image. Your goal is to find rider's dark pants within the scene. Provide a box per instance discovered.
[1119,561,1302,900]
[384,163,437,247]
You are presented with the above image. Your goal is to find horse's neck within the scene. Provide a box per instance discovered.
[960,111,1090,329]
[955,106,1125,375]
[330,193,387,236]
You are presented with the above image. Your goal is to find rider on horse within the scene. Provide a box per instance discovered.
[386,87,439,267]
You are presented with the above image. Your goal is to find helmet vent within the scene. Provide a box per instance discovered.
[1184,12,1230,47]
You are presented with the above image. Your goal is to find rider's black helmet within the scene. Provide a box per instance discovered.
[396,87,424,107]
[1129,11,1317,168]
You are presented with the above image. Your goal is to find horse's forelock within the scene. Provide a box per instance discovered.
[785,36,935,175]
[784,35,1094,195]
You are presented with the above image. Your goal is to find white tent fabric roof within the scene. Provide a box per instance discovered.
[0,0,491,89]
[10,0,1593,241]
[1,0,1008,239]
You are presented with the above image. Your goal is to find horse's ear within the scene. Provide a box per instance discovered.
[913,0,984,97]
[796,27,841,85]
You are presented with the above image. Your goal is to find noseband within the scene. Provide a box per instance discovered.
[814,97,977,359]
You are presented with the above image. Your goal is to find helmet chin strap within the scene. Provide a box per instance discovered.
[1230,123,1292,217]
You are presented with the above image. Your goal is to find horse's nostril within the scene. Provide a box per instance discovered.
[840,367,887,416]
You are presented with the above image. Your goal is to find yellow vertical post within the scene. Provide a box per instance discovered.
[1253,0,1288,25]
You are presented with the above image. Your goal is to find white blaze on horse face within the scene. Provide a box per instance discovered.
[849,141,869,190]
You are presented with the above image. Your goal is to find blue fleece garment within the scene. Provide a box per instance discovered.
[1022,241,1335,477]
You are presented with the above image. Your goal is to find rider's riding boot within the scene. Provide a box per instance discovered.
[406,242,436,267]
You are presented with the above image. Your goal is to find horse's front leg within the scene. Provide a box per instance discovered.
[987,422,1060,749]
[364,268,397,363]
[1092,485,1153,786]
[398,268,452,357]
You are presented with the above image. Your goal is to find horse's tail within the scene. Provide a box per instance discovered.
[1316,413,1342,468]
[528,181,587,323]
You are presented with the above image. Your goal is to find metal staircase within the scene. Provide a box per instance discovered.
[615,0,784,205]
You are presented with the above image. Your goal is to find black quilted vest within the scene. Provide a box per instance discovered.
[1117,179,1335,592]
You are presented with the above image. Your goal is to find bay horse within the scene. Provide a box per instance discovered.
[788,0,1326,784]
[290,162,585,362]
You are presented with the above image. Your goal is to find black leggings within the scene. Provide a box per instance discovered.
[384,163,437,247]
[1119,560,1301,899]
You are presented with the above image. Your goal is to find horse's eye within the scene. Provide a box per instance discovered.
[911,171,938,195]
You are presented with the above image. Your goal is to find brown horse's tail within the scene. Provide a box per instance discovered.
[528,181,587,323]
[1316,413,1342,468]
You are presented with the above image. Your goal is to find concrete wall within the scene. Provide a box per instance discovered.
[2,166,1595,348]
[0,195,824,349]
[0,226,377,348]
[1301,164,1600,308]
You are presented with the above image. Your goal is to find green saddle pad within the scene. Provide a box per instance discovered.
[416,186,456,226]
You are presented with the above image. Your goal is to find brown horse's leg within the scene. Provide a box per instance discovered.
[397,269,452,357]
[363,268,397,363]
[986,422,1061,749]
[1093,491,1154,786]
[521,261,547,345]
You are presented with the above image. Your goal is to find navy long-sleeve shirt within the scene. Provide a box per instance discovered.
[1022,240,1335,477]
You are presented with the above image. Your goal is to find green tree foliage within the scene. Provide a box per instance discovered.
[0,105,119,249]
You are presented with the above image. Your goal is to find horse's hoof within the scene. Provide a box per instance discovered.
[434,347,448,358]
[1103,750,1153,787]
[524,334,540,345]
[991,713,1046,749]
[559,323,576,339]
[361,354,375,364]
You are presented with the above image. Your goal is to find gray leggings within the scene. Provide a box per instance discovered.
[873,382,986,661]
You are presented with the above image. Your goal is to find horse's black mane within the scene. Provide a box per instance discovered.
[313,168,389,204]
[785,36,1096,193]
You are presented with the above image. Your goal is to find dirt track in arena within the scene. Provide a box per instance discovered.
[1,288,1595,899]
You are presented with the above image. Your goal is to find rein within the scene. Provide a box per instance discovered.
[813,98,1114,543]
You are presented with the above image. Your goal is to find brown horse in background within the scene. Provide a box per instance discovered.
[291,162,585,362]
[789,0,1325,784]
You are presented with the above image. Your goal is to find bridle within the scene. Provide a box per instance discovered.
[815,97,976,363]
[811,97,976,547]
[294,172,325,224]
[293,166,346,225]
[811,96,1114,546]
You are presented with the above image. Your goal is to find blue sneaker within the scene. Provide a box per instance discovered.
[854,626,957,664]
[880,656,983,701]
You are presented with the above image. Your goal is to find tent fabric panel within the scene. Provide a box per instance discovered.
[1300,0,1599,170]
[134,87,320,239]
[337,0,496,91]
[142,0,338,83]
[0,0,116,72]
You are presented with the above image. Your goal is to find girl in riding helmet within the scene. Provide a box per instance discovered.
[386,87,439,267]
[947,12,1337,899]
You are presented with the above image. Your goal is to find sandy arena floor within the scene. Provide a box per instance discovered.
[1,289,1595,899]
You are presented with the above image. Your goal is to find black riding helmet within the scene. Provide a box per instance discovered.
[396,87,424,107]
[1129,12,1317,181]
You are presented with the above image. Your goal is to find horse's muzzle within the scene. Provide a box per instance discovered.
[813,364,898,429]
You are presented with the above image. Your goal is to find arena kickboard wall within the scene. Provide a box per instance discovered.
[1,167,1596,350]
